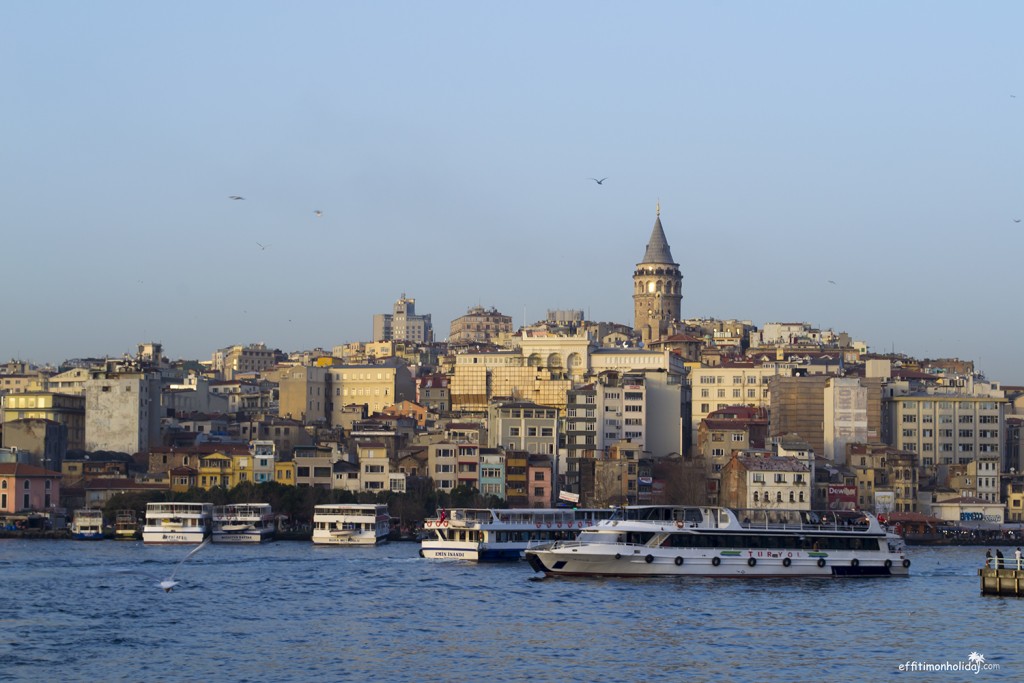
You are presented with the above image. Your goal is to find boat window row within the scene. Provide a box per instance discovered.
[623,532,883,551]
[438,529,579,543]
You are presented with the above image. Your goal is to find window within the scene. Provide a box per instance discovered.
[509,427,520,437]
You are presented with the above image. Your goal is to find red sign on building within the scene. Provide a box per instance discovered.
[827,485,857,510]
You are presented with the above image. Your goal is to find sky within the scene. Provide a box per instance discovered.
[2,3,1022,382]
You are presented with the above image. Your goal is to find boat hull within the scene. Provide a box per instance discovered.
[212,530,275,543]
[143,529,209,544]
[420,543,528,562]
[526,547,911,578]
[71,531,104,541]
[312,532,387,546]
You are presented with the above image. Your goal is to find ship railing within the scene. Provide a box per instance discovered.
[737,517,875,534]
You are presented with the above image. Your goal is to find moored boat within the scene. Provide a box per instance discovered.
[143,502,212,544]
[70,509,105,540]
[212,503,276,543]
[312,504,390,545]
[420,507,616,562]
[525,506,911,578]
[114,509,139,539]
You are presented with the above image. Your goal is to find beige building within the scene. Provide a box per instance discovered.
[325,361,415,423]
[450,334,683,413]
[719,453,811,512]
[696,406,769,505]
[84,368,162,454]
[211,343,278,380]
[886,385,1006,477]
[275,365,328,423]
[848,443,918,513]
[373,294,433,343]
[427,442,459,492]
[449,305,513,343]
[357,442,398,493]
[1,391,85,451]
[487,401,559,455]
[689,362,794,451]
[46,368,91,395]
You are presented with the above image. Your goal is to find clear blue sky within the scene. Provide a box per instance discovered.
[2,3,1022,382]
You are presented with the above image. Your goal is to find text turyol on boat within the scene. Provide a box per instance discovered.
[420,507,616,562]
[525,506,911,578]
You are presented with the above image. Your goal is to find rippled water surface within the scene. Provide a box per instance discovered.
[0,541,1020,682]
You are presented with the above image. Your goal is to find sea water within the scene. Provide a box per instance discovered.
[0,541,1019,682]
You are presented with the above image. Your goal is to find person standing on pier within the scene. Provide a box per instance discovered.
[986,549,993,568]
[996,549,1004,569]
[1015,547,1022,570]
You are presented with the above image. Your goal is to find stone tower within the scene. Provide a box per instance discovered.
[633,204,682,345]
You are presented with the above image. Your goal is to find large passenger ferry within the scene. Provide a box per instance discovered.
[70,509,105,540]
[312,504,390,545]
[419,507,616,562]
[143,502,212,544]
[212,503,276,543]
[525,506,911,578]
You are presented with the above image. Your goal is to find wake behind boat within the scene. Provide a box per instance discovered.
[525,505,911,578]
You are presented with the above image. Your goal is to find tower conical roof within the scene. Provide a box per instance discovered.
[640,213,676,265]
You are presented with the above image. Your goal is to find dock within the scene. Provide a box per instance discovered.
[979,567,1024,596]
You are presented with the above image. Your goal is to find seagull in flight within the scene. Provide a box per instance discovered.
[256,242,269,250]
[588,177,607,185]
[1014,218,1021,223]
[159,538,210,592]
[228,195,245,200]
[314,210,323,218]
[828,280,837,285]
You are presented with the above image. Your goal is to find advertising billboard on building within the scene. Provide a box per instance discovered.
[827,485,857,510]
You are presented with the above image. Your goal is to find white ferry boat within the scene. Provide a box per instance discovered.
[70,509,105,540]
[312,504,390,545]
[212,503,276,543]
[143,502,212,544]
[114,509,139,540]
[419,507,616,562]
[525,506,911,578]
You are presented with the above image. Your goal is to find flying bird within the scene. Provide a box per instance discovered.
[588,177,607,185]
[256,242,269,250]
[828,280,837,285]
[228,195,245,200]
[159,538,211,592]
[314,210,323,218]
[1014,219,1021,223]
